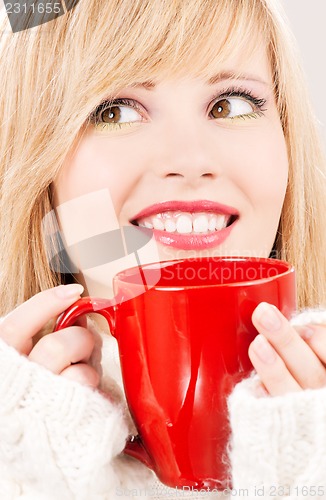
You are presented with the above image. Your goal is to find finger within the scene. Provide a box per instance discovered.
[252,379,269,398]
[249,335,301,396]
[252,303,326,389]
[0,284,84,352]
[60,363,100,388]
[296,324,326,364]
[28,326,95,374]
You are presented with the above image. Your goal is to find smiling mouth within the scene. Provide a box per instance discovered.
[131,211,238,235]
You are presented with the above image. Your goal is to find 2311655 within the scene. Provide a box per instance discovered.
[5,2,62,14]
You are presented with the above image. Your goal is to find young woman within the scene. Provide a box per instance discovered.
[1,0,326,498]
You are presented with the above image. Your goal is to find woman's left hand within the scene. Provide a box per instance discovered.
[249,302,326,396]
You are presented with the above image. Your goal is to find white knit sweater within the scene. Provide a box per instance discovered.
[1,309,326,500]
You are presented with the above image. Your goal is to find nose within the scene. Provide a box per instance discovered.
[152,122,220,185]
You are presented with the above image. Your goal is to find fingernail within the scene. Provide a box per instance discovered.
[55,284,84,299]
[256,302,282,332]
[297,325,315,340]
[252,335,277,364]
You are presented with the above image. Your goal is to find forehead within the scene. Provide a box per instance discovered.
[125,42,272,92]
[76,1,276,105]
[211,42,272,82]
[116,27,272,92]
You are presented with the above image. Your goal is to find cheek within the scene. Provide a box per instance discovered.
[232,125,288,207]
[52,137,131,246]
[54,134,145,208]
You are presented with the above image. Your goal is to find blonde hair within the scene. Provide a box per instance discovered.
[0,0,325,314]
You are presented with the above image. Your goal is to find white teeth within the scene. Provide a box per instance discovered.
[136,211,233,234]
[215,214,227,231]
[193,214,209,233]
[152,217,165,231]
[164,219,177,232]
[176,214,193,234]
[208,216,217,232]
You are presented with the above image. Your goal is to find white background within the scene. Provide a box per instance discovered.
[283,0,326,149]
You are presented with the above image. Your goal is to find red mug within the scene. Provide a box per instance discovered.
[55,256,296,490]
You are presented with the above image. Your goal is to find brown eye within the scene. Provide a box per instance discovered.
[101,106,121,123]
[210,99,231,119]
[91,99,143,128]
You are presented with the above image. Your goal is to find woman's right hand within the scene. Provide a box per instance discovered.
[0,284,100,388]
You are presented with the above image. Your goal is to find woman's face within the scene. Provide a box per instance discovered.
[52,43,288,296]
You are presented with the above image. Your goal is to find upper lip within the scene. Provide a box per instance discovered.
[130,200,239,223]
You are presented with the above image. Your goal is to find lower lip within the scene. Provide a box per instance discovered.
[147,219,238,250]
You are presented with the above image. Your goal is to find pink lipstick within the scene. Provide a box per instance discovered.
[130,200,239,250]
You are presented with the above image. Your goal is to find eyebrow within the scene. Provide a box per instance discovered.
[207,71,270,87]
[130,71,270,90]
[131,81,156,90]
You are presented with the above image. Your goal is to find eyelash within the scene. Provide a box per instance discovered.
[89,98,143,130]
[89,86,267,130]
[209,86,267,120]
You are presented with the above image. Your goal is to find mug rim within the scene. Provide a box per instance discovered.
[114,256,295,290]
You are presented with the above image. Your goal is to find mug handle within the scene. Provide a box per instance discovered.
[54,296,154,470]
[54,296,116,332]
